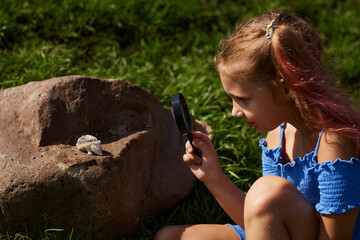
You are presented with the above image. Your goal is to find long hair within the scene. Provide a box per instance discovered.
[215,12,360,151]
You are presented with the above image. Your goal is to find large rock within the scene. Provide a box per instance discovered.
[0,76,212,239]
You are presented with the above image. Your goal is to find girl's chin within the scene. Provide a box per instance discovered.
[256,124,282,134]
[252,125,270,134]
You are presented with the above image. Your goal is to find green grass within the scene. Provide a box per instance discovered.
[1,0,359,239]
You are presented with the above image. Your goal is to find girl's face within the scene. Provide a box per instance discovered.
[219,65,292,133]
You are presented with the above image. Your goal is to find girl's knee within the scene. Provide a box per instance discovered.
[245,176,319,238]
[245,175,295,215]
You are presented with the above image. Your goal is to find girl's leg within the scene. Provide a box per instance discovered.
[244,175,319,240]
[154,224,240,240]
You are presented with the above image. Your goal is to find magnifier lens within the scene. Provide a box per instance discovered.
[172,93,201,157]
[171,93,190,134]
[181,105,189,131]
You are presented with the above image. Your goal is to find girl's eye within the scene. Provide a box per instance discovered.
[236,97,247,103]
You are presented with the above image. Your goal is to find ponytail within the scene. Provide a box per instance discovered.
[271,13,360,149]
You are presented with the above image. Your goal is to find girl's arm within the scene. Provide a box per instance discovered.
[317,131,359,239]
[318,208,359,240]
[183,131,246,228]
[203,168,246,228]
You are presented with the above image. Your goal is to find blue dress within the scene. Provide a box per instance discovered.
[227,123,360,239]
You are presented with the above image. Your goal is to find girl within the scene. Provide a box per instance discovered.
[155,12,360,239]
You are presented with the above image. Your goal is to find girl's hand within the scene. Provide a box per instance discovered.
[184,132,247,228]
[183,131,222,184]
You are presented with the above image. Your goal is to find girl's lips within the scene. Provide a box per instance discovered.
[247,122,255,127]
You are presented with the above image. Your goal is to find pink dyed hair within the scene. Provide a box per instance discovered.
[215,12,360,151]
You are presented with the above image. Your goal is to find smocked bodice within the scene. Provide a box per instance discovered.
[261,123,360,239]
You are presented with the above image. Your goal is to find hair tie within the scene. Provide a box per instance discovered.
[266,19,278,40]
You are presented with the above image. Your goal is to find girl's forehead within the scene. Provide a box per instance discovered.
[220,68,264,95]
[219,63,278,98]
[218,61,252,77]
[219,62,261,86]
[218,61,278,89]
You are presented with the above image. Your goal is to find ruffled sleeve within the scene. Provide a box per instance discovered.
[312,158,360,214]
[260,138,282,176]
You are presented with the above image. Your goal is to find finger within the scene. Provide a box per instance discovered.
[191,132,214,151]
[183,153,194,165]
[191,131,211,143]
[183,152,201,165]
[191,132,215,156]
[185,141,193,153]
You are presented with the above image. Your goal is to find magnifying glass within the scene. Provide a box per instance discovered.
[171,93,202,157]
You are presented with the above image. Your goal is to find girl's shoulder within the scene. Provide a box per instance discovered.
[265,125,282,149]
[317,129,358,163]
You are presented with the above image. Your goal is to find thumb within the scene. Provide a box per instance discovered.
[193,138,213,156]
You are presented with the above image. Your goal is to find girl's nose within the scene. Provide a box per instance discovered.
[232,104,244,118]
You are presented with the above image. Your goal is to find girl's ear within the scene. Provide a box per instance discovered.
[280,78,289,94]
